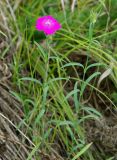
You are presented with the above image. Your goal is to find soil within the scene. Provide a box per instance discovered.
[85,116,117,158]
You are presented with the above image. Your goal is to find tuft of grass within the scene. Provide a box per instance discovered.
[1,0,117,159]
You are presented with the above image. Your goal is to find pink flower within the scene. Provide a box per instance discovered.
[35,15,61,35]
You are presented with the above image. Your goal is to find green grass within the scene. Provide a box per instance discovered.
[0,0,117,159]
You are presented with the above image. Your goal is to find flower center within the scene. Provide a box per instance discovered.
[44,19,53,27]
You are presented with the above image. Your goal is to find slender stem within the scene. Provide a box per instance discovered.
[42,36,52,108]
[45,37,50,83]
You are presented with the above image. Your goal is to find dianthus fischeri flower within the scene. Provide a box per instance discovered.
[35,15,61,35]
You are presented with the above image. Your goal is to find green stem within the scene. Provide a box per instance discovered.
[44,36,51,83]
